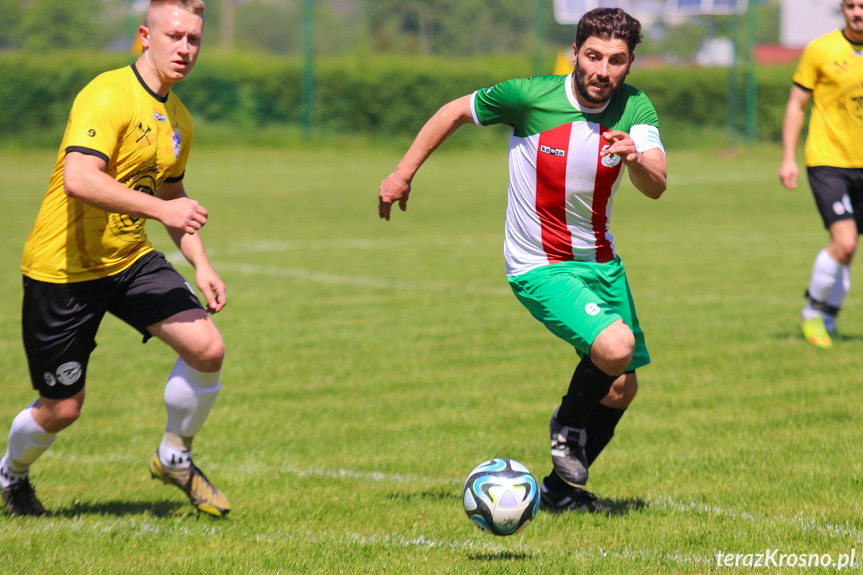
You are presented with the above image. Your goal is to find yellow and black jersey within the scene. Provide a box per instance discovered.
[22,64,194,283]
[793,30,863,168]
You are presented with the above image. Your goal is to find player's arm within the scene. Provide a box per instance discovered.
[378,94,475,220]
[600,131,667,199]
[157,180,226,314]
[778,84,812,190]
[64,152,208,234]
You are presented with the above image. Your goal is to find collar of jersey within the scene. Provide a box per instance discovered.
[131,64,170,104]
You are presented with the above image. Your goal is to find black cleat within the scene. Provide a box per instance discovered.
[2,477,50,517]
[540,477,611,514]
[550,411,589,486]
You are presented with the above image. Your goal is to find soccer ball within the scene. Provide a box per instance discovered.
[462,458,540,536]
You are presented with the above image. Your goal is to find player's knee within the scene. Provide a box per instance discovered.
[834,239,857,263]
[184,336,225,373]
[34,395,84,433]
[829,230,858,264]
[591,322,635,375]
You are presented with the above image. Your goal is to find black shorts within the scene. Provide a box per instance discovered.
[22,251,204,399]
[807,166,863,230]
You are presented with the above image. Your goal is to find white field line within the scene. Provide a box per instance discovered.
[669,171,775,186]
[275,465,863,542]
[52,453,863,541]
[179,260,801,305]
[210,261,514,296]
[14,457,862,567]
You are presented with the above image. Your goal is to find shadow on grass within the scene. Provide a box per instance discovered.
[385,488,458,503]
[540,496,647,517]
[775,330,863,343]
[468,550,531,562]
[53,499,185,518]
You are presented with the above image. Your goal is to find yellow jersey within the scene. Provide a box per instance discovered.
[22,65,194,283]
[793,30,863,168]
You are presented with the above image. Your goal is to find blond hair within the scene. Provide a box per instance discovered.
[145,0,206,27]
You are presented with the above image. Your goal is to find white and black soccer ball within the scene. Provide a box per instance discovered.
[462,458,539,536]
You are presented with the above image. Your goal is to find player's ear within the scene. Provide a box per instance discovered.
[625,53,635,75]
[571,43,578,66]
[138,25,151,50]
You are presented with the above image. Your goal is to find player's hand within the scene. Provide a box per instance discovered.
[601,130,639,164]
[196,265,226,314]
[161,198,208,234]
[378,172,411,221]
[778,160,798,190]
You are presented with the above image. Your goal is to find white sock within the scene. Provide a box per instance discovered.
[823,265,850,333]
[163,357,221,442]
[803,249,843,319]
[1,407,56,487]
[158,441,192,471]
[0,455,27,488]
[825,264,850,310]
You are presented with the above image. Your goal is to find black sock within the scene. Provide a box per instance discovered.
[557,355,618,428]
[545,469,570,491]
[585,404,626,466]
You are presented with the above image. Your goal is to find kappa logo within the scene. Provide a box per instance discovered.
[584,303,601,316]
[540,144,565,157]
[56,361,83,386]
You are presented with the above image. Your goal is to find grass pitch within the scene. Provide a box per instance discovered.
[0,143,861,574]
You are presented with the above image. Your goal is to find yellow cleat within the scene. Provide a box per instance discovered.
[799,316,833,349]
[149,452,231,517]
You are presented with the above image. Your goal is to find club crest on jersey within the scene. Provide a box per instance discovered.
[600,145,621,168]
[172,130,181,158]
[56,361,83,386]
[540,144,565,157]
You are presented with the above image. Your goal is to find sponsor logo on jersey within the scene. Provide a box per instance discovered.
[584,303,601,316]
[172,130,181,159]
[56,361,83,386]
[154,112,168,123]
[840,85,863,127]
[87,129,96,137]
[540,144,565,157]
[136,122,152,145]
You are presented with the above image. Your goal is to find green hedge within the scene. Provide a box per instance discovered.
[0,52,795,147]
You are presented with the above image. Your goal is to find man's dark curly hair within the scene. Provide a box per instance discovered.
[575,8,643,54]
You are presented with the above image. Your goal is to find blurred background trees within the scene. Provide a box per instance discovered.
[0,0,780,62]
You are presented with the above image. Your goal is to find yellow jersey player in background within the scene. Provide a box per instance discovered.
[1,0,231,517]
[779,0,863,348]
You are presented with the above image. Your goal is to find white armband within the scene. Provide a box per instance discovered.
[630,124,665,155]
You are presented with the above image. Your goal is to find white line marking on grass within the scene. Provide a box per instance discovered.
[669,171,774,185]
[279,465,419,484]
[647,495,863,540]
[216,236,500,255]
[211,261,512,295]
[280,465,863,543]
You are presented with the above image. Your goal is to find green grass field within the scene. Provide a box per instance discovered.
[0,143,861,574]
